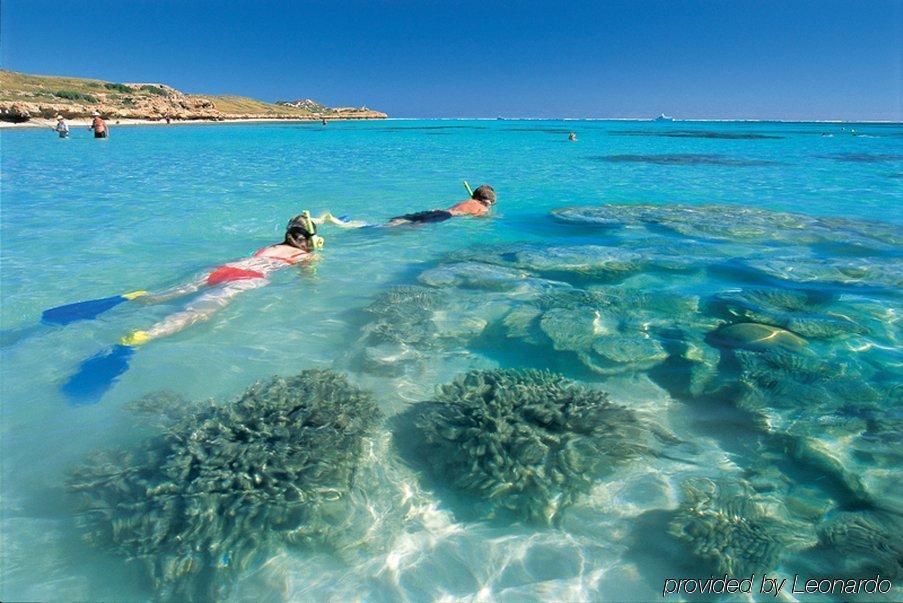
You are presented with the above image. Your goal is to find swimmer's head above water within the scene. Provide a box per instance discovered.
[471,184,497,206]
[285,211,325,250]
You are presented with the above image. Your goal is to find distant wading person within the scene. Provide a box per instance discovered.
[89,111,109,138]
[52,115,69,138]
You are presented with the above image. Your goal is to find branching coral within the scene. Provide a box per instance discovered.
[361,285,446,349]
[669,478,815,576]
[819,511,903,579]
[406,369,658,523]
[69,370,382,600]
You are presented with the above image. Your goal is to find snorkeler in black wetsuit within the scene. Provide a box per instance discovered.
[389,208,455,224]
[387,185,496,225]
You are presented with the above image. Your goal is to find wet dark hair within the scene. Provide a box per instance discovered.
[472,184,496,205]
[284,215,315,250]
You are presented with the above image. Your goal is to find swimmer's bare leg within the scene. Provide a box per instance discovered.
[142,279,267,342]
[138,275,208,304]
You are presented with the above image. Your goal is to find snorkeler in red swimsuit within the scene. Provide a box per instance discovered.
[120,213,324,346]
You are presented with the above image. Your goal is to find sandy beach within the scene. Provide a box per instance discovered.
[0,116,383,129]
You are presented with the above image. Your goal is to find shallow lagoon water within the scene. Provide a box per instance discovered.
[1,119,901,601]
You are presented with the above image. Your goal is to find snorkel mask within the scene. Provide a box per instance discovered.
[287,210,325,250]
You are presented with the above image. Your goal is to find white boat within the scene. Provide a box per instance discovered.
[653,113,675,122]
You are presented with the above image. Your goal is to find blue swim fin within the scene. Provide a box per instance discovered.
[42,291,148,326]
[62,344,135,405]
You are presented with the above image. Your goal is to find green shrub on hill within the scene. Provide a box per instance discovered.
[140,84,168,96]
[54,89,99,103]
[104,82,132,93]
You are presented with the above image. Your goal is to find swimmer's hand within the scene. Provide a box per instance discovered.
[333,218,369,228]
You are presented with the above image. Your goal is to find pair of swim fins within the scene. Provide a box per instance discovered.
[42,291,148,405]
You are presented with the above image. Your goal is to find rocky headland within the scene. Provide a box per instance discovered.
[0,70,386,125]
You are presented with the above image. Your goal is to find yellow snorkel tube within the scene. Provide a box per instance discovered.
[297,210,325,249]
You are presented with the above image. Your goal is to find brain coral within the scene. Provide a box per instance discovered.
[69,370,382,600]
[406,369,657,523]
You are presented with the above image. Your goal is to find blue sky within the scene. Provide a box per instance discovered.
[2,0,900,119]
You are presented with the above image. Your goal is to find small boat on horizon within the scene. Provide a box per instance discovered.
[653,113,675,122]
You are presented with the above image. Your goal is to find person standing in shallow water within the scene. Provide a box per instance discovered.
[52,115,69,138]
[88,111,109,138]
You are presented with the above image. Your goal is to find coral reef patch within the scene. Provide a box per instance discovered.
[399,369,665,523]
[669,478,815,576]
[69,370,383,600]
[818,511,903,579]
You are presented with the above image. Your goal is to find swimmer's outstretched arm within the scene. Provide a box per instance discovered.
[312,212,369,229]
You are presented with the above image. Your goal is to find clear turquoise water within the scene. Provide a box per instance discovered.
[1,120,901,601]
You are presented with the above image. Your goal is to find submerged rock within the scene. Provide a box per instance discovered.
[710,322,807,350]
[669,478,815,576]
[746,256,903,289]
[539,306,616,351]
[495,286,700,376]
[69,370,383,601]
[417,261,531,290]
[531,302,672,375]
[402,369,663,523]
[552,204,817,243]
[513,245,645,278]
[450,243,647,280]
[502,305,545,344]
[713,287,866,339]
[550,204,903,252]
[591,335,668,370]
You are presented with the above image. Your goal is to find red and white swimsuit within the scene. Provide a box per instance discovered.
[205,247,308,286]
